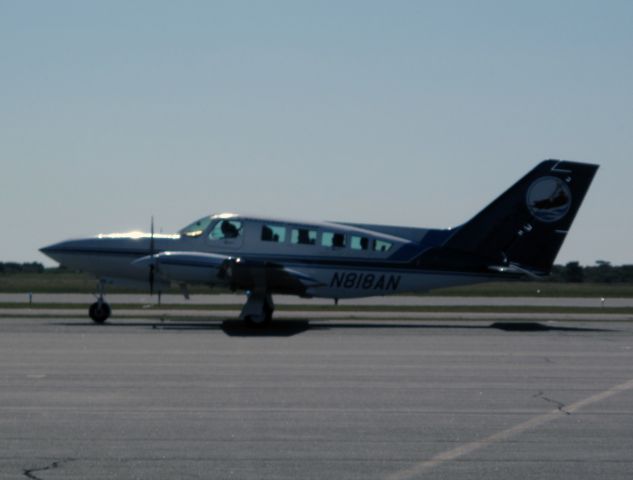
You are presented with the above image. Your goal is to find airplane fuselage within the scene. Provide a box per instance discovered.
[42,214,495,300]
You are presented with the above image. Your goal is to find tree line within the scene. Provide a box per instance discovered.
[550,261,633,283]
[2,261,633,283]
[0,262,46,273]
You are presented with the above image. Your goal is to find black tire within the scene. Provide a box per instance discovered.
[89,301,111,324]
[244,304,273,327]
[244,315,270,327]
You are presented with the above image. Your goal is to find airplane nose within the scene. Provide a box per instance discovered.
[40,238,98,265]
[40,240,73,263]
[40,241,64,257]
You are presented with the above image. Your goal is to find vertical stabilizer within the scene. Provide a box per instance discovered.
[442,160,599,274]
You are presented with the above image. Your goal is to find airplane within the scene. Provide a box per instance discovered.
[40,160,598,325]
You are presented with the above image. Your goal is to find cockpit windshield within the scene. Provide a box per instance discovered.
[179,216,213,238]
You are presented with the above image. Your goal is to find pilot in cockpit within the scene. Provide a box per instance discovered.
[221,220,239,238]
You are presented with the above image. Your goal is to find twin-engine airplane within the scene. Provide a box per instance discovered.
[41,160,598,325]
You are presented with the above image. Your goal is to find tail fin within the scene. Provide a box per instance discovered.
[442,160,599,274]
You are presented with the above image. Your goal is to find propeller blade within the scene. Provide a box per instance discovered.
[149,263,154,296]
[149,215,155,296]
[150,215,155,255]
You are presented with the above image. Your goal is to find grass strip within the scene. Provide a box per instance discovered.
[3,273,633,297]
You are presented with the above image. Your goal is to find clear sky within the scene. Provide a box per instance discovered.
[1,1,632,266]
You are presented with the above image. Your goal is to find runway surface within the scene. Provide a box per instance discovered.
[1,316,632,479]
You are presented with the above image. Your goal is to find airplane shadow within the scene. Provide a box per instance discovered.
[53,319,614,337]
[488,322,610,332]
[306,321,611,334]
[148,320,311,337]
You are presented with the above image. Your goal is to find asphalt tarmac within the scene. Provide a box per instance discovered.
[1,316,632,479]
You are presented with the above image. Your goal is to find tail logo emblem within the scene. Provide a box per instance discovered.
[526,176,572,223]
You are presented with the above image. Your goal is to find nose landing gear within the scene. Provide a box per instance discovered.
[89,299,111,324]
[89,280,111,324]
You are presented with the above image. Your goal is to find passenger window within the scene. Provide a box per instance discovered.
[291,228,317,245]
[350,235,369,250]
[208,220,242,240]
[321,232,334,247]
[332,233,345,248]
[322,232,345,248]
[261,224,286,243]
[373,239,393,252]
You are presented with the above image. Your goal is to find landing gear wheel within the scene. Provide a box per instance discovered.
[89,301,111,324]
[242,295,273,327]
[244,306,273,327]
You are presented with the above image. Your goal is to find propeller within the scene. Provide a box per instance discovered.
[148,216,156,296]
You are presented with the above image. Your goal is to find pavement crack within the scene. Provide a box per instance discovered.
[533,390,570,415]
[23,458,74,479]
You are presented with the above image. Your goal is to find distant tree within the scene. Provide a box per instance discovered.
[21,262,44,273]
[548,265,565,282]
[585,260,619,283]
[1,262,22,273]
[619,265,633,283]
[563,261,584,283]
[0,262,44,274]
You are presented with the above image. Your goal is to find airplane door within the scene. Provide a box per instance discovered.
[206,219,244,250]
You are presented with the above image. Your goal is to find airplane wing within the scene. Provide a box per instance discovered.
[133,251,323,295]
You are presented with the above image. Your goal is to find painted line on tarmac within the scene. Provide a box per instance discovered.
[386,377,633,480]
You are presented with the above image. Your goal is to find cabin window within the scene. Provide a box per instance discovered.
[261,224,286,243]
[322,232,345,248]
[291,228,317,245]
[208,219,242,240]
[373,239,393,252]
[180,216,213,238]
[321,232,334,247]
[350,235,370,250]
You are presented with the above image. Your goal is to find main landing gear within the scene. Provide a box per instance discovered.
[89,280,111,324]
[240,291,274,326]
